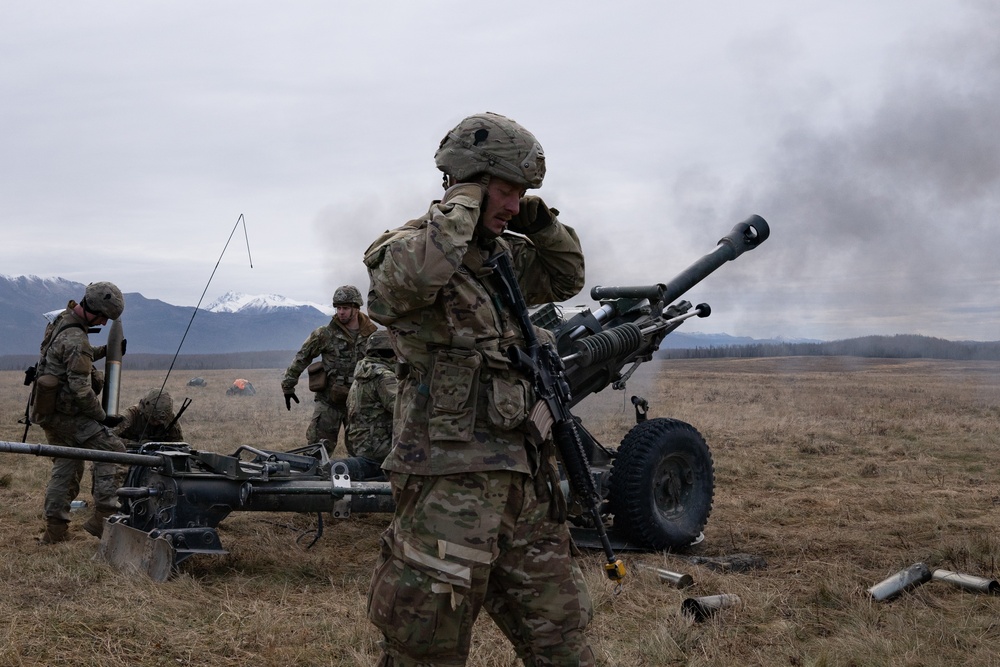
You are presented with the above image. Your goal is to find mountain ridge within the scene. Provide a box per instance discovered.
[1,274,822,356]
[1,275,332,356]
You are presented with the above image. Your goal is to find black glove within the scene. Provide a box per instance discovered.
[101,414,124,428]
[507,196,556,235]
[121,338,127,356]
[284,391,299,411]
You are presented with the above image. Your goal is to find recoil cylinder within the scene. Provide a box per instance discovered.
[570,322,643,366]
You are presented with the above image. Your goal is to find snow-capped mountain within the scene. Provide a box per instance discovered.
[0,274,821,357]
[0,275,333,355]
[205,291,335,316]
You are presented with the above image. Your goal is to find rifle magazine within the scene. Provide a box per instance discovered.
[526,399,554,444]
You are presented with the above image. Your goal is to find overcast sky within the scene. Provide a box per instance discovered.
[3,1,998,342]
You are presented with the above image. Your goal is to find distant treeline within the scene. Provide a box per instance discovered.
[4,335,1000,372]
[0,351,296,372]
[659,334,1000,361]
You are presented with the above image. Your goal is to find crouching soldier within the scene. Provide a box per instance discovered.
[114,388,185,446]
[31,281,128,543]
[345,329,397,479]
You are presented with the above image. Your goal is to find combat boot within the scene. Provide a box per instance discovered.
[82,510,115,539]
[38,517,69,545]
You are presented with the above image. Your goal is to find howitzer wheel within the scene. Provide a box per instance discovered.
[609,418,714,550]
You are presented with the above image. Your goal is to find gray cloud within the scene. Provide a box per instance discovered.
[1,1,995,341]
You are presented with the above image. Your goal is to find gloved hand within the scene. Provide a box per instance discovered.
[441,182,485,205]
[506,196,557,235]
[284,391,299,411]
[101,414,125,428]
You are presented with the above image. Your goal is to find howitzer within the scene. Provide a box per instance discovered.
[526,214,770,551]
[0,439,394,581]
[551,214,769,403]
[0,214,768,579]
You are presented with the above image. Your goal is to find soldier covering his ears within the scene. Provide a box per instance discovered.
[363,113,593,666]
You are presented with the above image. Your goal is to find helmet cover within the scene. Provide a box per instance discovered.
[139,389,173,423]
[84,281,125,320]
[332,285,363,307]
[434,112,545,188]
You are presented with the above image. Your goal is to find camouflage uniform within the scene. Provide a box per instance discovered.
[114,389,184,446]
[364,113,592,666]
[282,313,377,451]
[346,333,397,466]
[32,295,126,541]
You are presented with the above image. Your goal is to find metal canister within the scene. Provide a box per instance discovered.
[932,569,1000,594]
[868,562,932,601]
[654,568,694,589]
[681,594,741,621]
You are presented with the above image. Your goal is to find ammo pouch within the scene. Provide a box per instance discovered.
[32,374,60,418]
[427,347,481,442]
[329,383,350,403]
[307,361,327,392]
[481,349,529,431]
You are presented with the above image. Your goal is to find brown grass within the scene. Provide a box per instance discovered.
[2,358,999,666]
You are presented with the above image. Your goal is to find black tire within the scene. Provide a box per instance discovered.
[609,418,714,550]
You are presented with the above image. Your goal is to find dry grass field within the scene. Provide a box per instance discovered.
[1,358,999,666]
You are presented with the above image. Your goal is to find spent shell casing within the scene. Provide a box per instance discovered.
[932,569,1000,594]
[681,594,741,621]
[868,562,932,601]
[654,568,694,589]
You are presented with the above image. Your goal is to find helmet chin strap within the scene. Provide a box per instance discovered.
[80,298,96,322]
[77,298,103,332]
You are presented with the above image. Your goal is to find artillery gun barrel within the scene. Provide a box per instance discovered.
[249,481,393,496]
[0,440,163,467]
[591,215,769,306]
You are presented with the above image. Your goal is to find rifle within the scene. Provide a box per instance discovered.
[19,365,36,442]
[486,250,627,584]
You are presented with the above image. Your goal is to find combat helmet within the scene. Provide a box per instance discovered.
[332,285,363,308]
[84,281,125,320]
[434,112,545,189]
[139,389,174,424]
[365,329,395,358]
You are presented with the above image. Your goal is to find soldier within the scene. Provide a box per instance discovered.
[114,388,185,446]
[281,285,377,454]
[31,281,128,544]
[345,329,397,477]
[363,113,592,666]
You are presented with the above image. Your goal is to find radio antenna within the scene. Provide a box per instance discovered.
[137,214,252,443]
